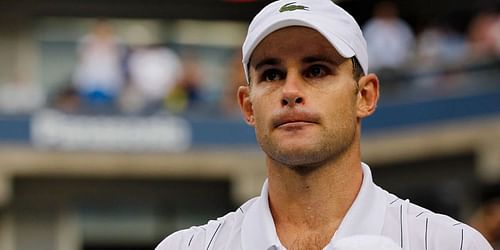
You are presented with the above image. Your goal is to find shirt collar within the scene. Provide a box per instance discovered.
[328,163,388,245]
[241,163,388,250]
[241,179,283,250]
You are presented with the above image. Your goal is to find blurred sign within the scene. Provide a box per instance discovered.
[31,110,191,152]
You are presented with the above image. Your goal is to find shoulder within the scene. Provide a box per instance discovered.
[409,203,491,249]
[387,196,492,250]
[155,197,258,250]
[155,219,223,250]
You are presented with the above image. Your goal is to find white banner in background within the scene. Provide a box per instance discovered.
[31,110,191,152]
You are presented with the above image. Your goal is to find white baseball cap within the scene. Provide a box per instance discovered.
[242,0,368,83]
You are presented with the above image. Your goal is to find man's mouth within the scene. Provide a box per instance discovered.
[272,111,320,129]
[276,120,314,128]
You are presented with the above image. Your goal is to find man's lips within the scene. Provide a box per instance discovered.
[276,120,314,128]
[272,110,320,128]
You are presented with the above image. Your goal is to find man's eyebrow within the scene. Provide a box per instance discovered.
[252,58,281,71]
[302,55,342,65]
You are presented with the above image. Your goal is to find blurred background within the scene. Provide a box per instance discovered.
[0,0,499,249]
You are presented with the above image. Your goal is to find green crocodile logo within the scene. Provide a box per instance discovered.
[279,2,309,12]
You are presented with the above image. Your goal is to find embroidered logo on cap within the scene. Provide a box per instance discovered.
[279,2,309,12]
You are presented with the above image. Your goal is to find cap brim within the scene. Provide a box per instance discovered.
[242,18,356,83]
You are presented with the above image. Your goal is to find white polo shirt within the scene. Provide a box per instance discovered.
[156,163,492,250]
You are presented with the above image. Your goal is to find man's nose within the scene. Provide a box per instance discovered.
[281,73,305,107]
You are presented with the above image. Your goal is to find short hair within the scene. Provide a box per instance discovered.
[352,57,364,81]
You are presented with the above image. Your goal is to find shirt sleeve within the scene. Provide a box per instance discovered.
[156,227,210,250]
[155,230,187,250]
[155,223,218,250]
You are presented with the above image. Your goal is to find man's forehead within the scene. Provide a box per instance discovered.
[249,27,345,67]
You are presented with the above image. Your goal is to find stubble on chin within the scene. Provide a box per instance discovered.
[257,122,357,176]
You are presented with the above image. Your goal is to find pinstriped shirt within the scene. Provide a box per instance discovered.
[156,163,492,250]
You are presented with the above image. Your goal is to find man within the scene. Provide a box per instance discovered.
[156,0,493,249]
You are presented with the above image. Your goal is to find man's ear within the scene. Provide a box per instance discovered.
[237,85,255,126]
[356,73,379,118]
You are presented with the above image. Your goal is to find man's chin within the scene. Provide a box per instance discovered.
[287,163,325,176]
[267,148,328,174]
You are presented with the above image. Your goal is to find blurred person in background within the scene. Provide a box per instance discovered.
[156,0,492,249]
[51,85,81,114]
[165,51,203,114]
[125,44,183,115]
[411,21,469,93]
[469,185,500,248]
[415,21,468,68]
[470,200,500,248]
[362,0,415,72]
[72,19,126,109]
[467,10,500,60]
[0,72,45,114]
[219,50,246,117]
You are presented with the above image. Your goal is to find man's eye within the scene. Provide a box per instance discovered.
[305,65,328,78]
[262,69,284,82]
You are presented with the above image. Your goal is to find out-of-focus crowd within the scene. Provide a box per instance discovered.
[364,1,500,72]
[51,19,242,117]
[0,1,499,117]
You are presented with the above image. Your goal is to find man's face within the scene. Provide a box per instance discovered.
[239,26,368,170]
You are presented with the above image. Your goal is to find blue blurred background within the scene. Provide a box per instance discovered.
[0,0,499,249]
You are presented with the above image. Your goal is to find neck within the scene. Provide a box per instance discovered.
[266,145,363,249]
